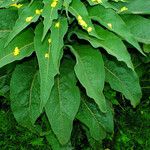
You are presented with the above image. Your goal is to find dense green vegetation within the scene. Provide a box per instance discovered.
[0,0,150,149]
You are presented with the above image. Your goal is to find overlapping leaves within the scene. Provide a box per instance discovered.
[0,0,148,148]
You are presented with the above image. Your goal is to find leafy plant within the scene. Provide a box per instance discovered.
[0,0,149,149]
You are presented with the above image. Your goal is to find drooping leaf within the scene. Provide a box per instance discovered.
[0,29,34,68]
[5,0,43,46]
[69,0,102,40]
[50,17,68,73]
[88,5,144,55]
[111,0,150,14]
[122,15,150,44]
[77,95,114,141]
[34,23,55,112]
[42,0,63,40]
[45,59,80,145]
[10,60,41,127]
[104,59,142,107]
[69,45,107,113]
[72,25,133,70]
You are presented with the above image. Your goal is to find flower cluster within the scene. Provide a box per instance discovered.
[77,15,93,33]
[10,3,23,9]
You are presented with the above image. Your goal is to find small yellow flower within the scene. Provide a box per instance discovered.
[119,6,128,12]
[92,0,102,3]
[48,38,52,44]
[45,53,49,58]
[78,20,88,28]
[77,15,82,21]
[55,22,60,28]
[10,3,23,9]
[51,0,58,8]
[35,9,43,15]
[25,16,33,22]
[13,47,20,56]
[87,27,93,32]
[107,23,112,29]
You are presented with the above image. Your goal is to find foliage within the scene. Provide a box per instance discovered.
[0,0,150,149]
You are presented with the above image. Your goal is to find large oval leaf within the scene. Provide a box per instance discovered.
[69,45,107,112]
[10,60,41,128]
[104,59,142,107]
[34,23,56,113]
[45,59,80,145]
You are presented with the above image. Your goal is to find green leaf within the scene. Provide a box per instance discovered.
[122,15,150,44]
[0,9,18,39]
[10,60,41,127]
[0,29,34,68]
[104,59,142,107]
[0,0,26,8]
[143,44,150,53]
[50,17,68,73]
[112,0,150,14]
[69,45,107,113]
[88,5,144,55]
[69,0,102,40]
[5,0,43,46]
[46,130,72,150]
[45,59,80,145]
[72,25,133,70]
[34,23,55,112]
[42,0,63,40]
[77,95,114,141]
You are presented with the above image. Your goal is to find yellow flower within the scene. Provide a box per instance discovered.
[107,23,112,29]
[78,20,88,28]
[35,9,43,15]
[13,47,20,56]
[119,6,128,12]
[55,22,60,28]
[45,53,49,58]
[77,15,82,21]
[87,27,93,32]
[48,38,52,44]
[10,3,23,9]
[25,16,33,22]
[51,0,58,8]
[92,0,102,4]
